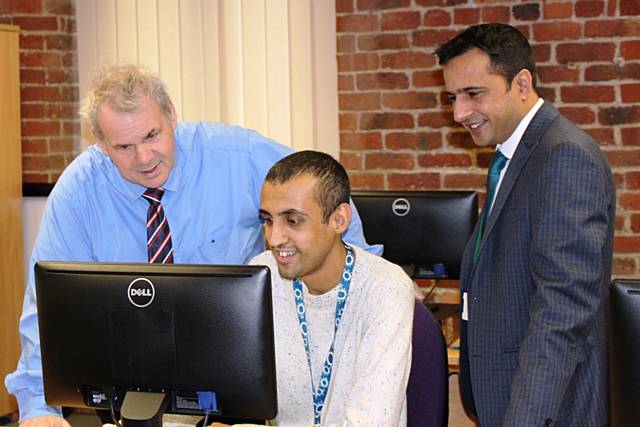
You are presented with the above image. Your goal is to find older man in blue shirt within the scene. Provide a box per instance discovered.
[5,64,380,427]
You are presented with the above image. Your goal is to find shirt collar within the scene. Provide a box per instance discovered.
[496,98,544,159]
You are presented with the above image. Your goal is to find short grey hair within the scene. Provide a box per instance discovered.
[79,64,173,140]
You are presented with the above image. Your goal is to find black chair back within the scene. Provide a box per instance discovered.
[407,299,449,427]
[610,279,640,427]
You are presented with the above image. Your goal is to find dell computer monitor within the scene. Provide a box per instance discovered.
[35,262,277,426]
[610,279,640,427]
[351,191,478,279]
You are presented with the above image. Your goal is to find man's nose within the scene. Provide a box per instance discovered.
[135,144,153,164]
[266,220,288,248]
[452,98,472,124]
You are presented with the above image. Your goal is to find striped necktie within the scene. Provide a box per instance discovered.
[142,188,174,264]
[474,150,508,259]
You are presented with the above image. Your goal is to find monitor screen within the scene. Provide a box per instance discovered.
[351,191,478,279]
[610,279,640,426]
[35,261,277,425]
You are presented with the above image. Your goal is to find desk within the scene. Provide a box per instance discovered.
[447,340,460,374]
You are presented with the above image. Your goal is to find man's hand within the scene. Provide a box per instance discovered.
[208,423,230,427]
[19,416,71,427]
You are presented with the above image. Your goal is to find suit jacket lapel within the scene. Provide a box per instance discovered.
[471,102,560,275]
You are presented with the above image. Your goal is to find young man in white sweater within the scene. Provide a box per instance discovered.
[211,151,414,427]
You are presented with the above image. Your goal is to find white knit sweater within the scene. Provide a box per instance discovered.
[246,245,414,427]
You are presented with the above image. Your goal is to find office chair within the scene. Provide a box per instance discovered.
[407,299,449,427]
[610,279,640,427]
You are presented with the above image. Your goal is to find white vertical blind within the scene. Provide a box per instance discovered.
[201,1,221,121]
[115,0,138,62]
[95,0,117,63]
[288,0,314,152]
[218,0,243,126]
[311,0,340,156]
[242,0,268,134]
[179,0,206,121]
[157,0,182,117]
[75,0,339,156]
[136,0,159,71]
[265,0,291,146]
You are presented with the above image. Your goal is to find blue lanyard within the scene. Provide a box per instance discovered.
[292,244,355,425]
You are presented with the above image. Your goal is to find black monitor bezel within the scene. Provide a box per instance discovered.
[34,261,278,422]
[351,190,478,279]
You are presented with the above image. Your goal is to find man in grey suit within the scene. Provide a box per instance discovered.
[436,24,615,426]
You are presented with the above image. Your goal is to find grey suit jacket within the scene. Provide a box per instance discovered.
[459,102,616,426]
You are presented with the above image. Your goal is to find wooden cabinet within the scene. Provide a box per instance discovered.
[0,23,23,417]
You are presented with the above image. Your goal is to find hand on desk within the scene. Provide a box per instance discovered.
[19,416,71,427]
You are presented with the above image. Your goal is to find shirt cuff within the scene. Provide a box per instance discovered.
[13,388,63,422]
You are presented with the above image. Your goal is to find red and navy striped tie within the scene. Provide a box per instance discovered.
[142,188,174,264]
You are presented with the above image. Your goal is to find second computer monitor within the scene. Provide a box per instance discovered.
[352,191,477,279]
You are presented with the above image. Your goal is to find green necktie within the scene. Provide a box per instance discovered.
[474,150,508,259]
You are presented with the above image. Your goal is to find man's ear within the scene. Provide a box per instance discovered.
[330,202,352,235]
[169,100,178,129]
[515,69,534,100]
[92,128,108,154]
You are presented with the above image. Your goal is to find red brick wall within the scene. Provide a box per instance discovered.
[337,0,640,278]
[0,0,78,184]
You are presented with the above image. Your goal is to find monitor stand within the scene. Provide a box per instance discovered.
[402,263,448,279]
[120,391,168,427]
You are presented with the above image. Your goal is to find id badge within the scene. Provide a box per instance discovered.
[462,292,469,321]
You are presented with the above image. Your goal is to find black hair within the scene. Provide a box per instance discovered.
[265,150,350,223]
[435,23,538,92]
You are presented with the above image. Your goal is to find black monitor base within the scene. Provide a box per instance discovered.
[402,263,448,279]
[120,391,168,427]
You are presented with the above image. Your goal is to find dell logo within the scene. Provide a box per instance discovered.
[391,198,411,217]
[130,288,152,297]
[127,278,155,308]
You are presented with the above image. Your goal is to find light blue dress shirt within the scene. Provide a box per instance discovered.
[5,122,381,421]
